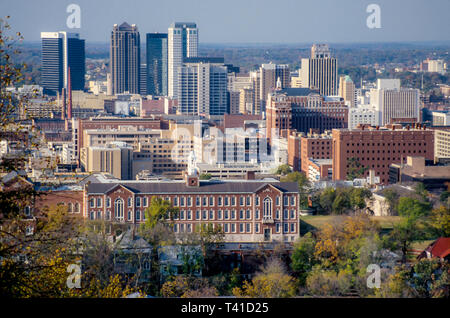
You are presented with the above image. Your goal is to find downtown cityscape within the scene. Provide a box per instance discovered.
[0,0,449,306]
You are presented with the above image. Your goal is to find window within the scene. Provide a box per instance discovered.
[128,210,132,221]
[180,210,185,220]
[209,196,214,206]
[239,223,244,233]
[240,196,244,206]
[290,196,295,206]
[202,197,207,206]
[127,197,132,208]
[196,210,200,220]
[256,209,260,219]
[209,210,214,220]
[284,223,289,233]
[231,210,236,220]
[256,196,260,206]
[74,203,80,213]
[291,223,295,233]
[90,198,95,208]
[231,223,236,233]
[174,224,178,233]
[202,210,207,220]
[97,211,101,219]
[231,197,236,206]
[284,196,288,206]
[143,197,148,207]
[290,210,295,219]
[173,197,178,206]
[136,210,141,221]
[196,197,200,206]
[180,197,185,207]
[218,210,223,220]
[187,197,192,207]
[239,210,244,219]
[246,210,251,219]
[284,209,288,219]
[246,197,251,206]
[263,198,272,219]
[224,223,229,233]
[114,199,124,221]
[276,223,280,233]
[188,210,192,220]
[187,224,192,233]
[224,196,229,206]
[180,224,185,233]
[246,223,251,233]
[218,197,223,206]
[255,223,260,233]
[225,210,229,220]
[106,210,110,220]
[106,197,111,208]
[276,196,280,206]
[136,197,141,207]
[276,209,280,219]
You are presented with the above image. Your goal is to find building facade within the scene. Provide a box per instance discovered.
[110,22,141,95]
[332,124,435,184]
[146,33,168,96]
[41,32,85,95]
[168,22,198,98]
[84,176,300,243]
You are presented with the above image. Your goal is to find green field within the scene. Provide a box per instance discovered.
[300,215,403,232]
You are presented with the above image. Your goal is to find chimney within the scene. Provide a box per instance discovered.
[376,125,379,130]
[246,171,255,180]
[392,125,396,130]
[67,67,72,119]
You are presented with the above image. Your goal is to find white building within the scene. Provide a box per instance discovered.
[435,129,450,161]
[432,111,450,126]
[370,79,419,126]
[168,22,198,98]
[348,105,380,129]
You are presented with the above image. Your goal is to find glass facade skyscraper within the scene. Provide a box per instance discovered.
[146,33,168,96]
[40,32,85,95]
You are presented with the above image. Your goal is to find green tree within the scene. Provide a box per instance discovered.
[346,157,368,180]
[290,233,317,286]
[142,197,179,230]
[281,171,310,209]
[275,164,292,176]
[397,197,431,219]
[318,187,336,214]
[383,189,400,215]
[199,173,212,180]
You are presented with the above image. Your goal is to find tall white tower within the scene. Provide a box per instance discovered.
[168,22,198,98]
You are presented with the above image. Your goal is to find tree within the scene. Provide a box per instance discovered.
[141,197,179,230]
[281,171,310,209]
[318,187,336,214]
[232,259,297,298]
[275,164,292,176]
[290,233,317,286]
[199,173,212,180]
[397,197,431,219]
[428,205,450,237]
[346,157,368,180]
[383,189,400,215]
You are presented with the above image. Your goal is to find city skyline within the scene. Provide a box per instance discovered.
[1,0,449,44]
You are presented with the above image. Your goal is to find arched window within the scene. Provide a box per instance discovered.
[74,203,80,213]
[114,199,124,221]
[68,203,73,213]
[263,197,272,219]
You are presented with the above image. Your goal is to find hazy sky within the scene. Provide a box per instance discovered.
[1,0,449,43]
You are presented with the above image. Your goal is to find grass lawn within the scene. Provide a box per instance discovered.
[300,215,404,232]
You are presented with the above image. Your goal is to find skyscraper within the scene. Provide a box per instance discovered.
[168,22,198,98]
[41,32,85,95]
[140,64,147,96]
[259,63,290,112]
[177,57,228,116]
[110,22,140,95]
[146,33,168,96]
[300,44,338,96]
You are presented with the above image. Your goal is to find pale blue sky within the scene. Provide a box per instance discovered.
[1,0,449,43]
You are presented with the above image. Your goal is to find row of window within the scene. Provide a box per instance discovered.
[173,222,297,234]
[89,194,297,209]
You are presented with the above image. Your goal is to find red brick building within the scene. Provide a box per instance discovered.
[332,124,435,184]
[300,132,332,177]
[84,175,300,243]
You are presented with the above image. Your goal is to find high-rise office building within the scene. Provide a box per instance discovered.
[177,57,228,116]
[370,79,420,126]
[259,63,290,112]
[41,32,85,95]
[338,75,356,107]
[168,22,198,98]
[110,22,141,95]
[300,44,338,96]
[140,64,147,96]
[146,33,168,96]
